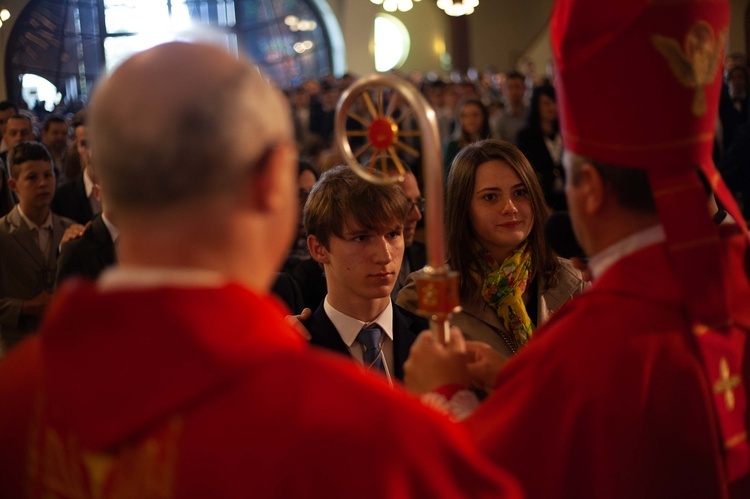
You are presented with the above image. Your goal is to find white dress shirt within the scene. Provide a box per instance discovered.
[588,225,666,280]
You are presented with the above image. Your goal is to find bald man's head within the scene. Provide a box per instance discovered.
[90,42,293,212]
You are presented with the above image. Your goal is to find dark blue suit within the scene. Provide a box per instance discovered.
[305,302,428,381]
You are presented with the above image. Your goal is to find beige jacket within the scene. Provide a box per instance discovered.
[395,258,585,359]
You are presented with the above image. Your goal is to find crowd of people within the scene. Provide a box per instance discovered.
[0,0,749,497]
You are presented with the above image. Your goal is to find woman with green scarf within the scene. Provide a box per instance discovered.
[397,139,585,359]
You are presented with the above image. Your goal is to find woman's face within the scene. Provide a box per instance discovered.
[460,103,484,137]
[470,159,534,262]
[538,94,558,124]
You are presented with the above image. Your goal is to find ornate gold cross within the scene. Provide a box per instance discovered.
[714,357,741,411]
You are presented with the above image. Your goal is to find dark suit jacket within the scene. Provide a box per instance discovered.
[51,173,95,224]
[271,272,305,315]
[305,302,428,381]
[405,241,426,272]
[55,214,116,289]
[517,126,567,211]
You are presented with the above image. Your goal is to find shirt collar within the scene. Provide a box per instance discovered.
[323,297,394,347]
[83,168,95,198]
[588,224,666,279]
[17,206,52,231]
[98,266,227,291]
[101,213,119,242]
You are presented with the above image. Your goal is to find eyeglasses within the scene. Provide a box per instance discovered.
[410,197,426,214]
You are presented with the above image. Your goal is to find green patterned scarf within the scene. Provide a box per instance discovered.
[477,241,535,347]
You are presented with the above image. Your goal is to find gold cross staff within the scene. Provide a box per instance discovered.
[714,357,741,411]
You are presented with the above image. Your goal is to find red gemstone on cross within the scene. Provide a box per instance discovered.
[368,117,397,150]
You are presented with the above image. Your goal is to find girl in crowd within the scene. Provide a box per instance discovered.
[443,96,491,176]
[517,85,566,212]
[398,139,584,359]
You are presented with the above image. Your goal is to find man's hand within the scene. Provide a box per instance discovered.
[466,341,508,393]
[61,223,88,245]
[285,307,312,340]
[21,291,53,317]
[404,327,471,395]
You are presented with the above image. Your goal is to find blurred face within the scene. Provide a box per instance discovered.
[728,68,747,97]
[75,125,91,171]
[0,108,16,136]
[9,160,55,213]
[42,122,69,153]
[461,103,484,137]
[470,160,533,262]
[311,219,404,307]
[505,77,525,105]
[538,94,558,124]
[399,173,422,248]
[4,117,33,149]
[297,169,317,227]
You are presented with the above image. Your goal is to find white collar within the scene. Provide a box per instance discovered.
[18,206,52,231]
[588,225,666,279]
[324,297,394,347]
[101,213,119,243]
[83,168,95,198]
[98,266,227,291]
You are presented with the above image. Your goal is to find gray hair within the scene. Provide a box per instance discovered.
[90,42,292,211]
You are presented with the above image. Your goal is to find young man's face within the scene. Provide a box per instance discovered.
[4,117,33,150]
[9,160,55,213]
[310,219,405,306]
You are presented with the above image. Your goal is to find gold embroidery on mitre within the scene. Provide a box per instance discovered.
[651,21,727,116]
[714,357,741,411]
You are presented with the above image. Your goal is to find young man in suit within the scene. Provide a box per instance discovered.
[303,165,428,384]
[0,141,75,352]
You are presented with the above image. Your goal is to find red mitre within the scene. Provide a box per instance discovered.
[552,0,750,484]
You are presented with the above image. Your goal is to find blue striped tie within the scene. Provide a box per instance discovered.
[357,325,384,371]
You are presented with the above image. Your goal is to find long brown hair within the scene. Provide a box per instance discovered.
[445,139,560,300]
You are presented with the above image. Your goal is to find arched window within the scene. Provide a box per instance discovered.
[5,0,344,107]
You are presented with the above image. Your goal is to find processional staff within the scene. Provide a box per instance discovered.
[334,74,460,344]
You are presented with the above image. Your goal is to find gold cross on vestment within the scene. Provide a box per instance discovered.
[714,357,741,411]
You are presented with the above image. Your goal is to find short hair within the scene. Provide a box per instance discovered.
[304,165,410,249]
[90,42,292,210]
[9,141,52,179]
[0,100,18,114]
[42,114,67,132]
[566,152,656,215]
[71,109,87,130]
[6,114,32,127]
[505,71,525,82]
[446,139,561,300]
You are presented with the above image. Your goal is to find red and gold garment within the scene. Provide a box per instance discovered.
[0,280,521,499]
[465,233,750,499]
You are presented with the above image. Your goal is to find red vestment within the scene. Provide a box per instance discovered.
[0,281,521,498]
[465,236,750,499]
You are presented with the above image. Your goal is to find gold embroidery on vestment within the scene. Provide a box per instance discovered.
[651,21,726,116]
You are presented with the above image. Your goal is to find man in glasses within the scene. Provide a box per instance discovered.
[304,165,429,384]
[393,169,426,300]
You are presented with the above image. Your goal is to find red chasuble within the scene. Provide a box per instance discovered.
[0,281,521,499]
[465,234,750,499]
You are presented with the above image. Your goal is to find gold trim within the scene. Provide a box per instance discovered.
[726,431,748,449]
[668,235,720,251]
[653,181,702,197]
[566,131,714,152]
